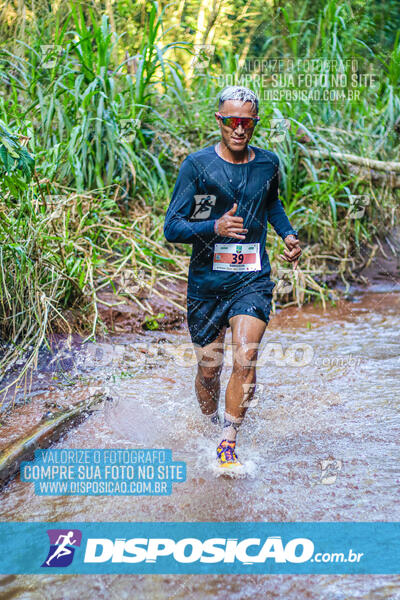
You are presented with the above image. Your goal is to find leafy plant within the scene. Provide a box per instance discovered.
[143,312,165,330]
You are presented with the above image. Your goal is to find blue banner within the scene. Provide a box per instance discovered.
[0,522,399,574]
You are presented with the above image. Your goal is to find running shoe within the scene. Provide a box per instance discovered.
[216,440,242,468]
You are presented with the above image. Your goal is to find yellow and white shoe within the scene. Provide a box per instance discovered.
[216,440,242,468]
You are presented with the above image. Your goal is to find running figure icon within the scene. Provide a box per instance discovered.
[45,531,77,566]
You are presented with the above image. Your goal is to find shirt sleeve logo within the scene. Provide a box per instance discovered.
[191,195,216,219]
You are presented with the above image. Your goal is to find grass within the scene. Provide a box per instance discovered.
[0,0,399,402]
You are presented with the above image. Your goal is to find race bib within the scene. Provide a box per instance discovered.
[213,243,261,272]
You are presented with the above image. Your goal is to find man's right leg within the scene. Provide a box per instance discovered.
[194,326,227,418]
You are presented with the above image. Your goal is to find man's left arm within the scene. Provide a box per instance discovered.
[267,160,302,268]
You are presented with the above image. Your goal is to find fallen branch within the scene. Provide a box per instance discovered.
[302,148,400,173]
[0,390,106,488]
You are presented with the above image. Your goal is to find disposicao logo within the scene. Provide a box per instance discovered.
[41,529,82,567]
[83,536,314,564]
[37,530,365,570]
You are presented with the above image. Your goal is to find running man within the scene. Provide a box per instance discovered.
[46,531,77,565]
[164,85,301,468]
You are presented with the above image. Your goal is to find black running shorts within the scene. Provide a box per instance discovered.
[187,287,273,348]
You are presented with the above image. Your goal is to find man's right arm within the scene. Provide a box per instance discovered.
[163,157,216,244]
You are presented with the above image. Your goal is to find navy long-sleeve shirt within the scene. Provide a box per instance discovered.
[164,144,297,299]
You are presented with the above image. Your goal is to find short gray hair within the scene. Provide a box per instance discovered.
[218,85,259,113]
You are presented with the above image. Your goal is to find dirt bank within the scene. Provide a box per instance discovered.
[96,276,187,335]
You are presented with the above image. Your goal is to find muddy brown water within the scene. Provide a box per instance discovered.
[1,292,400,599]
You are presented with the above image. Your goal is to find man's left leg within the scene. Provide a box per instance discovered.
[217,314,267,465]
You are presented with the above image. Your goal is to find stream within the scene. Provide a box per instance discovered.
[0,291,399,599]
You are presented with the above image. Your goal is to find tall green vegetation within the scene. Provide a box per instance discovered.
[0,0,399,398]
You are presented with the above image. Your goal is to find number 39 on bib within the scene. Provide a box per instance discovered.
[213,243,261,272]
